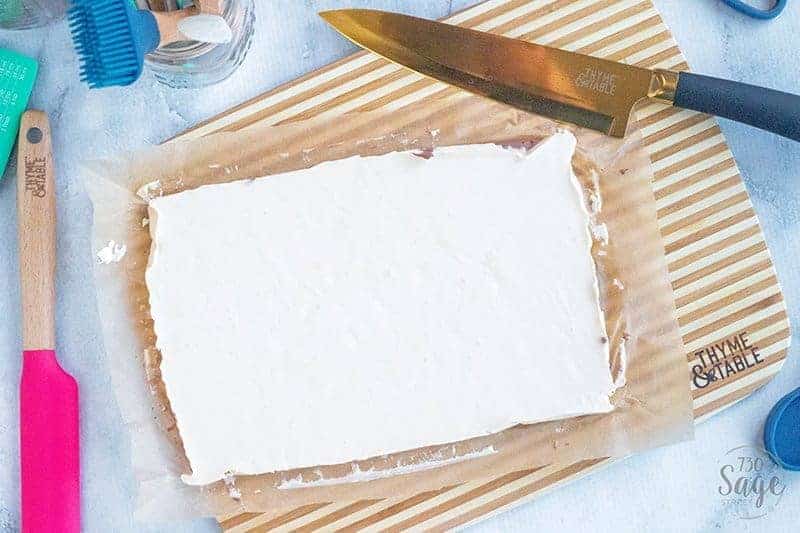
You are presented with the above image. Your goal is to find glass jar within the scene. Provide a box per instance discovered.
[0,0,65,29]
[144,0,254,88]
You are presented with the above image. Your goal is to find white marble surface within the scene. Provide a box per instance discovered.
[0,1,799,531]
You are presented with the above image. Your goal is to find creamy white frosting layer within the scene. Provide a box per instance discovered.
[146,132,615,485]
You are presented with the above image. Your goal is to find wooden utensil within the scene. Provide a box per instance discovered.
[18,110,80,533]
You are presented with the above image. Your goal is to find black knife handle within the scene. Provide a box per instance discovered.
[673,72,800,141]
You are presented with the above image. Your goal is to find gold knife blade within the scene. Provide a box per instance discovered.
[319,9,678,137]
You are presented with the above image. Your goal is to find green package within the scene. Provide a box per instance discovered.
[0,48,37,179]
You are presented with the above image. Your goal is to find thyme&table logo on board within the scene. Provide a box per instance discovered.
[692,330,763,389]
[717,445,787,519]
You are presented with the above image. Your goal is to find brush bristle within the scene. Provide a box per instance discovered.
[68,0,141,88]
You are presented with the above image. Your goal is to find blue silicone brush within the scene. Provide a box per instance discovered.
[68,0,162,88]
[68,0,231,88]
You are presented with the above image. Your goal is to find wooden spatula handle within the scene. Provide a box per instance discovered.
[152,7,199,47]
[17,110,55,351]
[199,0,223,15]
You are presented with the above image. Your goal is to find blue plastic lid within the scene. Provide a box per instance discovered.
[720,0,788,20]
[764,386,800,471]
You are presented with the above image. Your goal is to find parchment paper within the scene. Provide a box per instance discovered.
[83,99,693,521]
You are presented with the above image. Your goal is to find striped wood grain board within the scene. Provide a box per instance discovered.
[171,0,791,529]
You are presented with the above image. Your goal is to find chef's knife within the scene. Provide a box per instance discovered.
[320,9,800,141]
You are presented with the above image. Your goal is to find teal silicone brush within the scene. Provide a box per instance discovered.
[68,0,231,88]
[68,0,161,88]
[0,48,37,177]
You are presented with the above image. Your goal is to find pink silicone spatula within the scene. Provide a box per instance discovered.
[17,110,80,533]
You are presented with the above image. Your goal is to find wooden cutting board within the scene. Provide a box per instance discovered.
[171,0,792,530]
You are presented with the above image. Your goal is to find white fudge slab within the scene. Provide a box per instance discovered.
[145,132,615,485]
